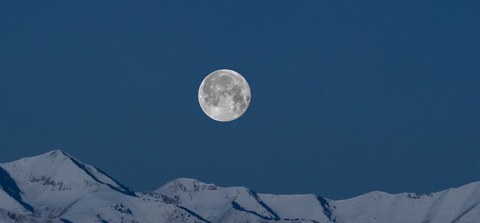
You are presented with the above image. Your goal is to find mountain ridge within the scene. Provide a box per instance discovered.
[0,150,479,223]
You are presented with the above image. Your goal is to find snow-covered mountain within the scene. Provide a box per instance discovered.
[1,150,479,223]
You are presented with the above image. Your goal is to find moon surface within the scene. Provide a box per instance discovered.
[198,69,251,122]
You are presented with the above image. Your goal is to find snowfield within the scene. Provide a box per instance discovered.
[1,150,479,223]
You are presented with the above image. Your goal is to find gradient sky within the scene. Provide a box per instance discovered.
[0,1,479,199]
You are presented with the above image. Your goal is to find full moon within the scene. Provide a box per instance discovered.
[198,69,251,122]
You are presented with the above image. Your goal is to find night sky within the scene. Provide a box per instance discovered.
[0,1,479,199]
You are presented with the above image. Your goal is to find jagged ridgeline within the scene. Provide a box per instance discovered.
[1,150,480,223]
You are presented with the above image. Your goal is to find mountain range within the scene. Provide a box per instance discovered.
[1,150,479,223]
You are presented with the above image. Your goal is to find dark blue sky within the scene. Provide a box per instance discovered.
[0,1,479,199]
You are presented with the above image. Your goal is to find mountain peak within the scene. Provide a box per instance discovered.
[156,178,220,195]
[4,149,68,165]
[1,149,136,198]
[45,149,68,157]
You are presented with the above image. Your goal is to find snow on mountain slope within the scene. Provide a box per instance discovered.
[0,167,33,215]
[152,178,334,223]
[152,178,280,222]
[332,181,480,223]
[1,150,480,223]
[0,150,219,223]
[0,150,135,219]
[0,188,30,215]
[258,194,332,222]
